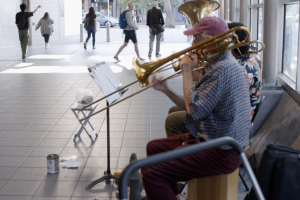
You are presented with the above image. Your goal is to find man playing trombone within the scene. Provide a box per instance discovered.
[141,17,251,200]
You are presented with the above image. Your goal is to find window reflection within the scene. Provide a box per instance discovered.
[258,8,262,42]
[257,7,263,57]
[282,4,299,81]
[250,8,253,39]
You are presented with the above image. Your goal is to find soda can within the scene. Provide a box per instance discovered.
[47,154,59,174]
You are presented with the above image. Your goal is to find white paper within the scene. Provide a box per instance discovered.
[60,155,78,162]
[60,159,80,168]
[89,62,123,104]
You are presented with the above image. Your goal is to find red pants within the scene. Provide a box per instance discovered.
[141,133,241,200]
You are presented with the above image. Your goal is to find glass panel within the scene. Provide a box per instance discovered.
[258,0,263,3]
[258,8,263,41]
[250,9,253,39]
[282,4,299,81]
[257,7,263,58]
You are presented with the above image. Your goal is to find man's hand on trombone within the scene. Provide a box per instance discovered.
[152,73,168,92]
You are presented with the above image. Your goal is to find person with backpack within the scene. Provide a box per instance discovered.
[35,12,54,49]
[83,7,97,50]
[113,2,144,62]
[146,1,165,58]
[15,3,41,61]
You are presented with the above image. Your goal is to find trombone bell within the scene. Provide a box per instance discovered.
[133,57,150,87]
[178,0,220,27]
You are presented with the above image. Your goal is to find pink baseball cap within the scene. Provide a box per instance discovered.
[184,17,229,36]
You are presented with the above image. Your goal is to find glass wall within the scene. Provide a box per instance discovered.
[236,0,239,22]
[282,4,299,81]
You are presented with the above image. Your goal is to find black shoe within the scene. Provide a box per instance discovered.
[148,52,152,58]
[139,57,145,60]
[113,56,120,62]
[84,43,87,50]
[156,53,161,57]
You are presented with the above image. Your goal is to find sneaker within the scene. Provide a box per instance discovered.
[139,57,145,60]
[156,54,161,57]
[22,58,28,62]
[84,43,87,50]
[148,52,152,58]
[45,44,47,49]
[113,56,120,62]
[93,46,96,49]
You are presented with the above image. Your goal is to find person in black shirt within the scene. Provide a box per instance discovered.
[146,1,165,58]
[15,3,41,61]
[84,7,97,50]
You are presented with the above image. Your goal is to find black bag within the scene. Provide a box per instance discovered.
[270,154,300,200]
[84,14,89,29]
[18,12,26,29]
[245,144,300,200]
[150,9,164,34]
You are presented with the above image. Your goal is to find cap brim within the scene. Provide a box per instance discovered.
[183,28,200,36]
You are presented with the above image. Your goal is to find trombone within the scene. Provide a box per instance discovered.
[76,26,264,122]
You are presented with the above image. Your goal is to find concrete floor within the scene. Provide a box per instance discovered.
[0,25,251,200]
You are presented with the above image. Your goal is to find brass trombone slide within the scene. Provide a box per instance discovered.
[76,26,258,122]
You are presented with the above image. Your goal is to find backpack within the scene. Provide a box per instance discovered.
[245,144,300,200]
[18,12,26,29]
[119,10,129,29]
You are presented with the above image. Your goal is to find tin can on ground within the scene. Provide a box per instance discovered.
[47,154,59,174]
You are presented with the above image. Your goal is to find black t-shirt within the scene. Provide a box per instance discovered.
[15,12,33,30]
[86,14,96,26]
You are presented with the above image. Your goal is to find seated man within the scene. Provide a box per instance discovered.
[228,22,262,120]
[165,22,261,138]
[141,17,251,200]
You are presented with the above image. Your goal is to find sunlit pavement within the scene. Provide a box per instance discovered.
[0,25,250,200]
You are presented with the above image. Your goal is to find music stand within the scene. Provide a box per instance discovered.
[85,101,119,189]
[85,62,127,189]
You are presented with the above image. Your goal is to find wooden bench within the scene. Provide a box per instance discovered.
[187,168,239,200]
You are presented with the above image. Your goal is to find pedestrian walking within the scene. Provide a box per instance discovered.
[35,12,54,49]
[15,3,41,61]
[113,2,144,62]
[84,7,97,50]
[146,1,165,58]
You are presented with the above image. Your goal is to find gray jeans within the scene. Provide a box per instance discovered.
[149,28,162,54]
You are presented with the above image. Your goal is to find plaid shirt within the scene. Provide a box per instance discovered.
[237,54,261,120]
[184,51,251,150]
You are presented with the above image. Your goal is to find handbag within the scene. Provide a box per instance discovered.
[50,25,54,33]
[151,9,164,34]
[84,14,89,29]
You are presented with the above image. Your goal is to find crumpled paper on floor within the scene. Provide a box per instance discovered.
[59,155,79,168]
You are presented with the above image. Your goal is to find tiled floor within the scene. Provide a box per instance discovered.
[0,25,251,200]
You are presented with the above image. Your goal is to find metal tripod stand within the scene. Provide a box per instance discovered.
[85,101,119,189]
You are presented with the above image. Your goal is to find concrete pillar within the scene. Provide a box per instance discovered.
[262,0,279,84]
[239,0,247,26]
[229,0,236,22]
[224,0,229,21]
[113,0,116,17]
[116,4,120,18]
[219,0,224,19]
[27,0,32,46]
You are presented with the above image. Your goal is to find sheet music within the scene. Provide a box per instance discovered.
[89,62,123,105]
